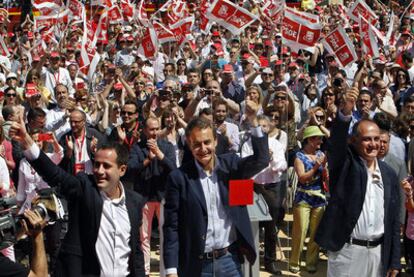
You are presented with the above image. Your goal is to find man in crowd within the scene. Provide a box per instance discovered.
[163,100,269,277]
[315,89,401,277]
[9,118,146,276]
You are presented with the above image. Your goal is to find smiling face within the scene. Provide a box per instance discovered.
[188,127,217,170]
[93,149,126,194]
[351,121,380,162]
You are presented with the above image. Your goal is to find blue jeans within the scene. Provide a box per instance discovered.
[201,252,242,277]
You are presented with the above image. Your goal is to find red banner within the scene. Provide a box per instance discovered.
[359,16,379,58]
[322,26,357,68]
[348,0,378,25]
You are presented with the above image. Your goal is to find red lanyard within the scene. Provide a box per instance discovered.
[123,122,139,149]
[53,69,60,85]
[75,134,86,162]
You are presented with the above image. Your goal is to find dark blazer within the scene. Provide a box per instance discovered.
[163,135,270,277]
[315,116,401,274]
[126,137,176,202]
[58,127,107,174]
[30,150,145,277]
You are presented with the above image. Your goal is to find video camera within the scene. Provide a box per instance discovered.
[0,188,64,250]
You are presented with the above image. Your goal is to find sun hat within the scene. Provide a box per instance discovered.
[302,126,325,140]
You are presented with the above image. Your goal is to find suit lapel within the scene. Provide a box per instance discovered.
[187,161,207,213]
[379,162,391,222]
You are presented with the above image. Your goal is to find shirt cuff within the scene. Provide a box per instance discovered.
[23,143,41,161]
[338,110,352,122]
[165,268,177,275]
[250,126,264,138]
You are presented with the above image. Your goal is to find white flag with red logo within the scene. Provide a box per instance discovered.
[138,25,158,59]
[198,0,212,33]
[90,0,113,7]
[359,16,379,58]
[322,26,357,68]
[348,0,378,25]
[32,0,62,10]
[281,7,321,53]
[206,0,258,35]
[262,0,284,23]
[170,16,194,46]
[153,21,176,44]
[96,11,108,44]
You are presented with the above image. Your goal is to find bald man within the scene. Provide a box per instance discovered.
[315,90,401,277]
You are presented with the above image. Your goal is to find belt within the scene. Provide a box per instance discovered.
[204,247,229,259]
[347,236,384,248]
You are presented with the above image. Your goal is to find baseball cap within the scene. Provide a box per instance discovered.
[222,64,234,73]
[114,82,123,90]
[6,72,17,80]
[50,51,60,58]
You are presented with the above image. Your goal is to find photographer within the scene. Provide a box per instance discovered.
[0,209,47,277]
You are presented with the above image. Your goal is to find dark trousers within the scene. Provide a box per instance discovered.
[254,182,286,262]
[44,221,63,276]
[405,235,414,276]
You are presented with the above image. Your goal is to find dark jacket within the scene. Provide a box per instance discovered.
[30,151,145,276]
[315,115,401,274]
[58,127,107,174]
[163,134,270,277]
[126,137,176,202]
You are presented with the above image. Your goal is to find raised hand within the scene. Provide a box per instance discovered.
[91,136,98,153]
[66,136,74,152]
[117,126,126,142]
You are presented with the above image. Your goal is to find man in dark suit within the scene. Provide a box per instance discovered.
[315,89,400,277]
[163,101,270,277]
[9,119,145,277]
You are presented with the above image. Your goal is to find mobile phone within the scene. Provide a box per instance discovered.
[204,89,213,95]
[38,133,53,142]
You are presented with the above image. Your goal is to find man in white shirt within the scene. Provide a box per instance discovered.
[9,120,146,277]
[213,99,240,152]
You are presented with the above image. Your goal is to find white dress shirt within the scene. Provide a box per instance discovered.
[41,67,74,102]
[218,121,240,152]
[45,107,70,140]
[96,183,131,277]
[241,136,287,184]
[351,159,384,240]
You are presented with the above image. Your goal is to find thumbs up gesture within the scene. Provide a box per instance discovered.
[9,116,33,150]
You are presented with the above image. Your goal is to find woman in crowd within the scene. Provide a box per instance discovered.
[290,126,327,274]
[176,58,188,83]
[390,68,411,110]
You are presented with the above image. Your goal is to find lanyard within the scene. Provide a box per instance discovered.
[53,69,60,85]
[124,122,139,149]
[75,133,86,162]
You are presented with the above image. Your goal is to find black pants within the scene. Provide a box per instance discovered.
[254,182,287,263]
[44,221,63,276]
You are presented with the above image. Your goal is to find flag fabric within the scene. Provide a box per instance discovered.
[322,26,357,68]
[281,7,321,53]
[139,25,158,59]
[348,0,378,25]
[170,16,194,46]
[136,0,150,27]
[120,0,135,22]
[153,21,176,44]
[206,0,258,35]
[359,16,379,58]
[107,5,123,24]
[262,0,284,23]
[66,0,83,20]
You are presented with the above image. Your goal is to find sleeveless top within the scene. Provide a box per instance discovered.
[294,150,327,208]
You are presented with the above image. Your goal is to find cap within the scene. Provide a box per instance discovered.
[302,126,325,140]
[32,55,41,62]
[275,60,284,66]
[25,83,40,97]
[75,82,86,90]
[262,67,273,74]
[114,82,123,90]
[50,51,60,58]
[212,31,220,37]
[288,62,299,68]
[6,72,17,80]
[260,58,269,67]
[222,64,233,73]
[126,35,134,41]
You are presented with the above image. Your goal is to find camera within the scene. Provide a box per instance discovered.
[333,78,343,87]
[0,189,64,250]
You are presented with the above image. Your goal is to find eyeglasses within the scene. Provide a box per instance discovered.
[21,58,28,61]
[262,73,273,77]
[135,82,145,86]
[6,93,16,97]
[315,114,325,120]
[121,111,136,116]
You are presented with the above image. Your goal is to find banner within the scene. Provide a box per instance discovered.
[348,0,378,24]
[281,7,321,53]
[139,25,158,59]
[120,0,135,22]
[107,5,123,24]
[359,16,379,58]
[136,0,150,27]
[262,0,284,23]
[67,0,83,21]
[206,0,258,35]
[153,21,176,44]
[322,26,357,68]
[170,16,194,46]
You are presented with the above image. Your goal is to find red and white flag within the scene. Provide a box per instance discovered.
[198,0,212,33]
[136,0,150,27]
[66,0,83,21]
[32,0,62,10]
[120,0,135,22]
[107,5,123,24]
[348,0,378,25]
[262,0,284,23]
[359,16,379,58]
[281,7,321,53]
[206,0,258,35]
[170,16,194,46]
[322,26,357,68]
[90,0,113,7]
[138,25,158,59]
[153,21,176,44]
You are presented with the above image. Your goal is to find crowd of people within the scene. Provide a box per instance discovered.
[0,0,414,276]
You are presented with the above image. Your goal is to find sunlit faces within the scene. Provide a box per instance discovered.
[93,149,126,194]
[378,132,390,159]
[351,121,380,162]
[121,104,138,125]
[144,117,160,140]
[188,127,217,169]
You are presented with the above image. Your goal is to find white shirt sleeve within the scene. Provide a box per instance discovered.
[23,143,41,161]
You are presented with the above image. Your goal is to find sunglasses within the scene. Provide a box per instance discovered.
[135,82,145,86]
[262,73,273,77]
[315,114,325,119]
[121,111,135,116]
[6,93,16,97]
[274,95,287,100]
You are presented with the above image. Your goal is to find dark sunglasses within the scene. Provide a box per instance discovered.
[121,111,136,116]
[6,93,16,97]
[274,95,287,100]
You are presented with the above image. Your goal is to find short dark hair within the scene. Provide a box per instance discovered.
[4,87,16,94]
[27,108,46,122]
[185,117,214,137]
[404,94,414,106]
[187,68,200,76]
[212,98,228,111]
[98,143,129,166]
[123,100,138,113]
[373,113,391,132]
[2,105,15,120]
[199,108,212,117]
[359,90,372,100]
